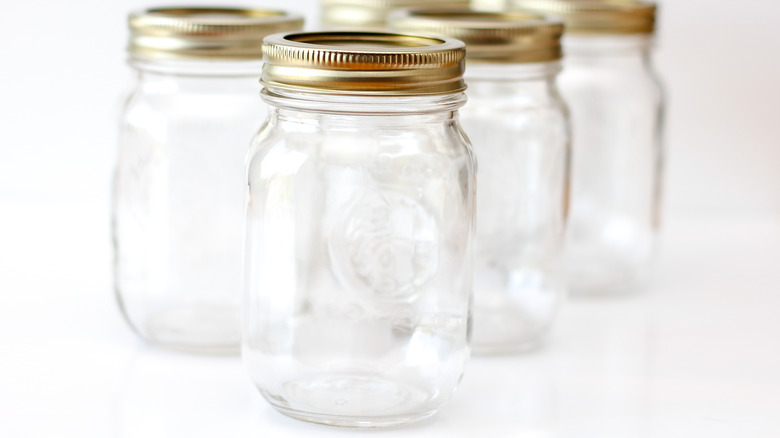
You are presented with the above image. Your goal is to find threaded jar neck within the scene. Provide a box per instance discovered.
[465,61,561,81]
[261,87,467,115]
[128,57,263,77]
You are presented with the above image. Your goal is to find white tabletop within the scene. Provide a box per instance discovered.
[2,203,779,437]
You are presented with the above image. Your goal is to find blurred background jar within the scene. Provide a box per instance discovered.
[512,0,664,295]
[390,9,570,354]
[320,0,468,28]
[244,32,475,426]
[113,7,303,353]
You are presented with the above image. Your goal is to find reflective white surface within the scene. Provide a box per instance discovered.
[2,202,779,437]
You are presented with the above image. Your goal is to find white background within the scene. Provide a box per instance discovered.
[1,1,779,437]
[1,0,778,217]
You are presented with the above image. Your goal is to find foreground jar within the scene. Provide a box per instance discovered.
[391,9,570,353]
[513,0,664,294]
[113,8,303,353]
[244,32,475,427]
[320,0,468,28]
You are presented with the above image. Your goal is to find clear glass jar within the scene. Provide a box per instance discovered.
[559,34,663,295]
[244,32,475,427]
[512,0,664,294]
[464,62,570,353]
[113,8,302,353]
[389,10,570,354]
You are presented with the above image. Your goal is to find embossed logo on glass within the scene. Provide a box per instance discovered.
[330,191,438,301]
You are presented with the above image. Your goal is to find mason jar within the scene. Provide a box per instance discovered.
[320,0,468,29]
[390,9,570,354]
[113,8,303,353]
[512,0,664,294]
[244,31,475,427]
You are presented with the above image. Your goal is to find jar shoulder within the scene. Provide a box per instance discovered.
[461,89,569,134]
[462,95,568,120]
[119,88,267,153]
[248,115,474,182]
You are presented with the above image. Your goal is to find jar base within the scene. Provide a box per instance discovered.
[565,263,646,296]
[260,375,438,427]
[470,337,545,356]
[270,404,438,428]
[564,235,654,296]
[470,296,556,356]
[147,341,240,356]
[133,305,241,355]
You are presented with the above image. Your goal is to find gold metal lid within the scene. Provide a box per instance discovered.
[261,31,467,96]
[321,0,470,28]
[510,0,656,35]
[128,7,304,60]
[388,8,563,63]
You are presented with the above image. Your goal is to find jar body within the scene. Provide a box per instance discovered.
[558,35,664,295]
[243,91,475,426]
[459,63,570,354]
[113,59,266,353]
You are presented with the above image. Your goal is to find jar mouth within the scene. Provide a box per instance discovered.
[260,31,467,96]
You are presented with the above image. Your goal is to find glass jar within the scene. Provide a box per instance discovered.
[390,9,570,353]
[244,32,475,427]
[512,0,664,294]
[113,8,303,353]
[320,0,468,28]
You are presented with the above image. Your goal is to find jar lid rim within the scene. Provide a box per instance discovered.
[511,0,657,35]
[261,31,467,96]
[388,7,564,64]
[128,7,304,60]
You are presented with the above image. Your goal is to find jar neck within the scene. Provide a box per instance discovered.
[562,34,655,67]
[464,61,561,82]
[129,56,263,76]
[262,88,467,121]
[463,62,562,103]
[129,56,263,93]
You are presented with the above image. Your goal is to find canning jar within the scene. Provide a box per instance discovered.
[320,0,468,29]
[390,9,570,353]
[512,0,664,294]
[113,8,303,353]
[244,31,475,427]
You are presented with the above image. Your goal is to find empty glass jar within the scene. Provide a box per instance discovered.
[113,8,303,353]
[320,0,468,28]
[244,32,475,426]
[390,9,570,353]
[513,0,664,294]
